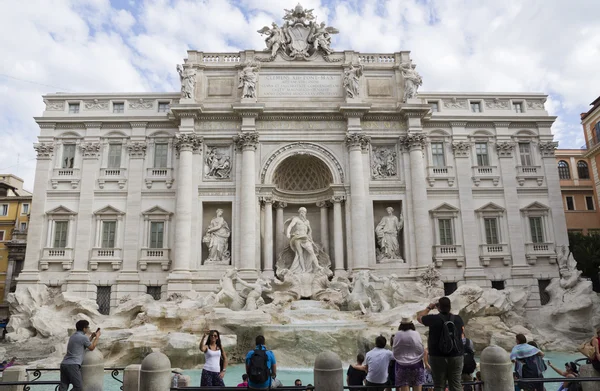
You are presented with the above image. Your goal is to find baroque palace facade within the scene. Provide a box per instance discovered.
[19,6,566,313]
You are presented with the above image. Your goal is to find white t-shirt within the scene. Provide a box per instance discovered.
[365,347,393,384]
[204,348,222,373]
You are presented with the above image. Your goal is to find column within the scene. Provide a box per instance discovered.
[262,197,274,276]
[451,131,486,282]
[235,131,259,272]
[495,123,528,271]
[345,133,371,270]
[168,129,202,293]
[317,201,330,255]
[69,127,102,298]
[274,201,287,258]
[18,139,55,285]
[117,124,147,300]
[400,133,433,269]
[331,196,345,274]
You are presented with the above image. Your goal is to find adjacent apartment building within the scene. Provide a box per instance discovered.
[0,175,31,318]
[582,96,600,206]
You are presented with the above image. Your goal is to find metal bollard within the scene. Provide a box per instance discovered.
[580,364,600,391]
[1,365,27,391]
[314,350,343,391]
[139,351,172,391]
[82,349,105,391]
[480,345,514,391]
[123,364,141,391]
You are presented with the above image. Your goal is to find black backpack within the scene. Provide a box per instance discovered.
[438,314,461,355]
[248,348,270,384]
[462,339,477,374]
[569,375,582,391]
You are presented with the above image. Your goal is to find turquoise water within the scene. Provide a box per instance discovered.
[16,351,587,390]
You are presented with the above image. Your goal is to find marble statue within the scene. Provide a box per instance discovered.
[343,64,363,99]
[346,271,383,314]
[556,245,582,290]
[238,62,259,99]
[400,61,423,102]
[213,269,245,310]
[375,207,404,262]
[176,64,196,99]
[285,207,323,274]
[257,23,287,58]
[270,268,302,305]
[205,147,231,179]
[202,209,231,264]
[257,5,338,60]
[371,147,397,179]
[236,275,272,311]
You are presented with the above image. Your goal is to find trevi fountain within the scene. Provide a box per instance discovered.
[2,4,599,373]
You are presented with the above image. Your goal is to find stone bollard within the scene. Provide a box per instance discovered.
[480,345,514,391]
[123,364,141,391]
[314,350,343,391]
[1,365,27,391]
[139,351,172,391]
[580,364,600,391]
[82,349,105,391]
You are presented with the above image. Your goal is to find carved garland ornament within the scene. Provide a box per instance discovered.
[84,99,109,110]
[234,132,259,151]
[175,133,203,152]
[260,142,345,183]
[129,99,154,110]
[451,141,471,157]
[44,101,64,111]
[345,133,371,150]
[126,142,148,158]
[538,141,558,157]
[495,141,516,158]
[79,142,101,158]
[33,143,55,159]
[399,134,427,150]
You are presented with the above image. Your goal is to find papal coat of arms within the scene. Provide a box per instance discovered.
[257,3,339,60]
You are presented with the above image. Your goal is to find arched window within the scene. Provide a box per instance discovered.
[558,160,570,179]
[577,160,590,179]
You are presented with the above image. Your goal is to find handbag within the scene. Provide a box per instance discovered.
[578,338,596,360]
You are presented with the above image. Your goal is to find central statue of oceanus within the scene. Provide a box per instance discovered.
[257,3,339,60]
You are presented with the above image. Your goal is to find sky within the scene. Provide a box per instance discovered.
[1,0,599,191]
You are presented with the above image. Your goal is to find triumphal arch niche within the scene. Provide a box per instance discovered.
[170,3,428,293]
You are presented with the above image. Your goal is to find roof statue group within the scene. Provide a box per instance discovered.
[176,4,423,102]
[257,4,339,60]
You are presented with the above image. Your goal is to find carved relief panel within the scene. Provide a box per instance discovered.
[370,145,398,180]
[204,145,233,180]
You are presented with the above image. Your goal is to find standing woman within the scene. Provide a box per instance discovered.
[200,329,228,386]
[393,317,426,391]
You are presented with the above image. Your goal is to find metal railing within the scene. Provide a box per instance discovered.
[170,382,484,390]
[0,367,126,390]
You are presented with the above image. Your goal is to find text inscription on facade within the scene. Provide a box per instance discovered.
[259,74,343,98]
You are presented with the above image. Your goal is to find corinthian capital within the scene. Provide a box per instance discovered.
[451,141,471,158]
[345,133,371,150]
[399,133,427,150]
[80,142,101,158]
[234,131,259,151]
[126,141,148,158]
[33,142,55,159]
[175,133,203,152]
[538,141,558,157]
[495,141,516,158]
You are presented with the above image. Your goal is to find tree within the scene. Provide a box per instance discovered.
[568,232,600,292]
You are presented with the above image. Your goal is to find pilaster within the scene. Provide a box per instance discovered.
[261,196,274,277]
[274,201,288,260]
[316,201,331,256]
[331,196,346,275]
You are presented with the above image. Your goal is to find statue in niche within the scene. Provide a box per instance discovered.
[343,64,363,98]
[205,147,231,179]
[375,207,404,262]
[176,64,196,99]
[238,62,259,99]
[285,207,323,274]
[371,147,397,179]
[203,209,231,264]
[400,61,423,102]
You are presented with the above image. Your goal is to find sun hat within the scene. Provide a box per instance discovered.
[400,316,413,324]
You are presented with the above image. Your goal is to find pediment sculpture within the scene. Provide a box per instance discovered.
[257,3,339,60]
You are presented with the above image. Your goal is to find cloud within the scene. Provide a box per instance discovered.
[1,0,599,190]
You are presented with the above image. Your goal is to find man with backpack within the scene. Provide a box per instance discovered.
[246,335,277,389]
[461,329,477,391]
[417,297,465,391]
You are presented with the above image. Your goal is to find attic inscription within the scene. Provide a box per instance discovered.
[259,74,343,98]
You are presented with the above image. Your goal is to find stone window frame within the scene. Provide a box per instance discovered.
[520,202,553,244]
[511,100,525,114]
[469,100,483,113]
[565,196,575,211]
[585,196,595,211]
[157,101,171,113]
[67,101,80,114]
[147,133,175,170]
[101,133,128,169]
[429,203,461,246]
[44,206,77,250]
[141,206,172,249]
[475,202,508,246]
[512,130,540,167]
[54,132,83,170]
[468,131,496,168]
[112,101,125,114]
[428,100,440,113]
[21,203,30,215]
[92,206,125,250]
[426,130,452,169]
